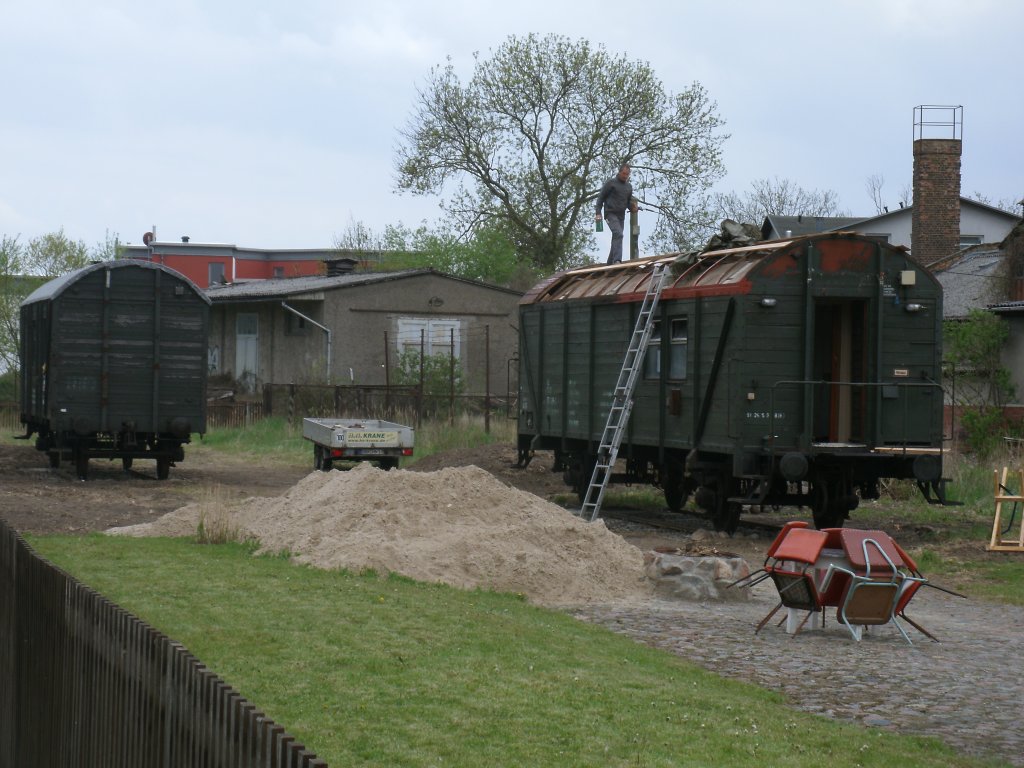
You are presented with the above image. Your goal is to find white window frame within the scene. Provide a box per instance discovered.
[396,317,462,359]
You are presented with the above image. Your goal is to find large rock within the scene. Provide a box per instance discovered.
[644,550,751,601]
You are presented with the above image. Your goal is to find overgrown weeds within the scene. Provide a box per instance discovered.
[190,486,252,545]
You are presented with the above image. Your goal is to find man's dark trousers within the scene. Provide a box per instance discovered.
[605,213,625,264]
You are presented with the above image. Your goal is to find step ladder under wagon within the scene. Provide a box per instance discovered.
[581,263,670,522]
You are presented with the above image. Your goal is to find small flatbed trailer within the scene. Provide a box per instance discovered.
[302,417,414,471]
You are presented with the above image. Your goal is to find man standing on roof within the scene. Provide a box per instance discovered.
[595,163,639,265]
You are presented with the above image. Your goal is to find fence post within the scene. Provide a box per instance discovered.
[485,324,491,434]
[288,383,296,426]
[417,329,425,429]
[263,383,273,418]
[384,330,392,413]
[449,328,455,426]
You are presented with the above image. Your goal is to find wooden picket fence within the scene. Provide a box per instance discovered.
[0,520,328,767]
[0,401,19,434]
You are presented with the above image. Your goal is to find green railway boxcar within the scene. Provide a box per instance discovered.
[19,260,210,480]
[517,232,949,532]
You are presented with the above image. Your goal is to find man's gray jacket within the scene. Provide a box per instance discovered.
[595,176,635,217]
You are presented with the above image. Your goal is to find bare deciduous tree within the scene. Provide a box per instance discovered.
[866,174,886,215]
[713,177,845,226]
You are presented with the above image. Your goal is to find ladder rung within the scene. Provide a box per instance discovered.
[580,263,668,521]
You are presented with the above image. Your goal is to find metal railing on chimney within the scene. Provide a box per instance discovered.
[914,104,963,141]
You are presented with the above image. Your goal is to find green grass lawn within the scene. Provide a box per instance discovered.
[28,534,1003,768]
[193,415,517,469]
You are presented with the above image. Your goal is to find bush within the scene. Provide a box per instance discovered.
[0,369,16,401]
[395,349,463,397]
[960,406,1006,458]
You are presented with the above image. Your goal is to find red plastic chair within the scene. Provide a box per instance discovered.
[754,525,829,636]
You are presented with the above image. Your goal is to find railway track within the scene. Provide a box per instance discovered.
[596,506,787,538]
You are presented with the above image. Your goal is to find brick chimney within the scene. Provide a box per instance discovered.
[911,105,962,265]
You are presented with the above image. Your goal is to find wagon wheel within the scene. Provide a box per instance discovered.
[662,456,688,513]
[711,474,742,535]
[810,476,846,530]
[75,448,89,481]
[700,471,740,534]
[156,457,171,480]
[573,453,598,505]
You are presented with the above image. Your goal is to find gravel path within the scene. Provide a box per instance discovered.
[570,581,1024,766]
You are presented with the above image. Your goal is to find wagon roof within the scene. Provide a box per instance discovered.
[20,258,211,307]
[521,238,796,304]
[520,232,911,304]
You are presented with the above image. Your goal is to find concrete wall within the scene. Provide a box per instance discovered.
[209,273,521,395]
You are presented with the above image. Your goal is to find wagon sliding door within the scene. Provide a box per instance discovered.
[811,299,867,444]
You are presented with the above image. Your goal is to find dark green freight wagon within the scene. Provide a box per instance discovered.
[19,260,210,480]
[517,232,949,532]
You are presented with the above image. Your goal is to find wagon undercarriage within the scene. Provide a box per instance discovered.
[538,439,950,534]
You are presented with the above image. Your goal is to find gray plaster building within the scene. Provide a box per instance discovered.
[204,269,522,394]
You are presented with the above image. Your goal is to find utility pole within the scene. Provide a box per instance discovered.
[629,208,640,260]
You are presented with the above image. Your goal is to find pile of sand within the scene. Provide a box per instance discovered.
[108,463,651,606]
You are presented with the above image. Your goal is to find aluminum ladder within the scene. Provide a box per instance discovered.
[581,262,670,522]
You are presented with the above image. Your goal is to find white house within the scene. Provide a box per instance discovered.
[761,197,1020,255]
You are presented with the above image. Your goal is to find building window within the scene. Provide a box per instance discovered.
[209,262,226,285]
[273,266,285,278]
[960,235,983,248]
[285,312,309,336]
[396,318,461,358]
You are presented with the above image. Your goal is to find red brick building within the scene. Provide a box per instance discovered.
[120,237,360,289]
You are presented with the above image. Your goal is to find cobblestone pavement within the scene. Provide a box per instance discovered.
[570,582,1024,766]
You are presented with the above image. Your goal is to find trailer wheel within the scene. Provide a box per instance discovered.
[314,445,324,471]
[156,457,171,480]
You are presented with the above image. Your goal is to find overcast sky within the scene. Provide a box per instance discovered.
[2,0,1021,260]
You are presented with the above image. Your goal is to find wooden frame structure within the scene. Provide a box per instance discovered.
[988,467,1024,552]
